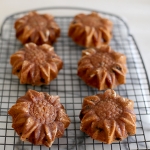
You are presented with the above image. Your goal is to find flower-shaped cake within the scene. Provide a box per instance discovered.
[8,89,70,147]
[68,12,113,48]
[10,43,63,85]
[14,11,60,45]
[77,45,127,90]
[79,89,136,144]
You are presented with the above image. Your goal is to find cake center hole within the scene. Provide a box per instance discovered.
[28,15,47,28]
[30,100,56,123]
[82,16,102,27]
[25,48,45,64]
[91,53,114,68]
[95,100,122,120]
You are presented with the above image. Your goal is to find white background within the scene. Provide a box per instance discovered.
[0,0,150,82]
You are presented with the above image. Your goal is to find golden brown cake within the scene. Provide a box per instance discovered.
[10,43,63,86]
[79,89,136,144]
[8,89,70,147]
[77,45,127,90]
[68,12,113,48]
[14,11,60,45]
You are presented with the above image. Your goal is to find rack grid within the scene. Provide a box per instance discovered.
[0,7,150,150]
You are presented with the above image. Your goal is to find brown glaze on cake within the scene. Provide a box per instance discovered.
[68,12,113,48]
[77,45,127,90]
[8,89,70,147]
[10,43,63,85]
[14,11,60,45]
[79,89,136,144]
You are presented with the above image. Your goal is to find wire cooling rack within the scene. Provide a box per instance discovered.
[0,7,150,150]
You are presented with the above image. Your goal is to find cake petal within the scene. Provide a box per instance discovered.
[26,89,44,102]
[39,63,51,84]
[21,117,39,141]
[8,102,29,117]
[82,95,100,107]
[115,120,127,140]
[20,60,34,84]
[44,123,57,147]
[103,120,116,144]
[96,69,107,90]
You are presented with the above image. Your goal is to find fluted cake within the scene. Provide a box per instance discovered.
[10,43,63,85]
[68,12,113,48]
[79,89,136,144]
[14,11,60,45]
[8,89,70,147]
[77,45,127,90]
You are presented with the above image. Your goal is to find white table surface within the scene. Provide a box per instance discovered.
[0,0,150,82]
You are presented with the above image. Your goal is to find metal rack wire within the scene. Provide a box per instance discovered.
[0,7,150,150]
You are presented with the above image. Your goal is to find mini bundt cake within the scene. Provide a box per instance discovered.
[77,45,127,90]
[79,89,136,144]
[14,11,60,45]
[68,12,113,48]
[8,89,70,147]
[10,43,63,85]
